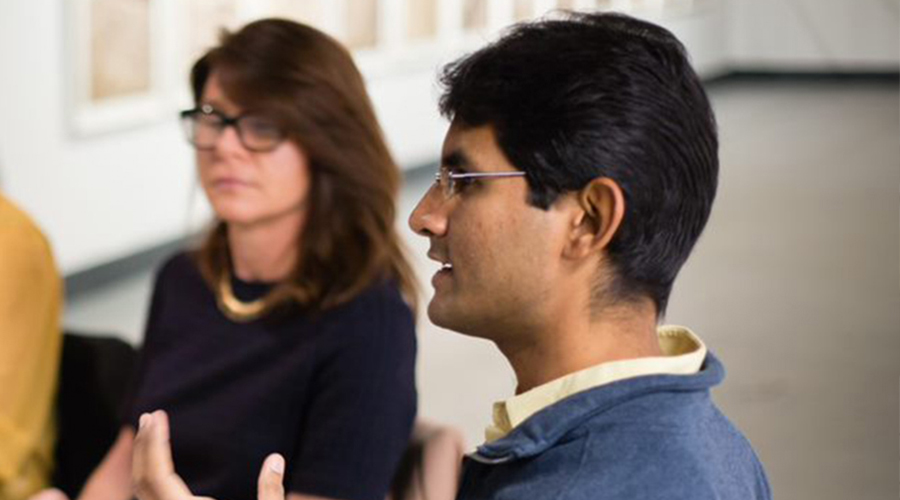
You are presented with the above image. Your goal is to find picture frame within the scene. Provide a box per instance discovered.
[65,0,699,137]
[66,0,174,136]
[171,0,252,107]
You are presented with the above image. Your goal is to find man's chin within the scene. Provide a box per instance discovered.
[426,299,492,340]
[426,298,450,328]
[427,297,465,332]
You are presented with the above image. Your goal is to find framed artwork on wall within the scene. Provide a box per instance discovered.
[66,0,171,136]
[463,0,489,32]
[344,0,380,50]
[66,0,698,137]
[268,0,324,28]
[172,0,244,105]
[182,0,240,72]
[408,0,438,41]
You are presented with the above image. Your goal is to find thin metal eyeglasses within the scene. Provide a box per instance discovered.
[433,168,526,198]
[179,104,286,152]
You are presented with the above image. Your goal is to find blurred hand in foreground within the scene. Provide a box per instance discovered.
[132,410,286,500]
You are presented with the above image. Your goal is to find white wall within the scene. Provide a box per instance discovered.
[0,0,202,274]
[1,0,894,276]
[726,0,900,70]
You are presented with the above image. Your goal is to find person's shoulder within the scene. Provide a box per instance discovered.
[574,404,768,499]
[344,278,412,316]
[0,195,57,281]
[579,388,755,456]
[323,278,415,338]
[156,250,197,276]
[0,194,53,258]
[151,250,203,290]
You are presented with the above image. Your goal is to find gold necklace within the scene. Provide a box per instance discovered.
[216,270,269,322]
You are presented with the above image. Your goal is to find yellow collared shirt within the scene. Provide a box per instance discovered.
[485,325,706,443]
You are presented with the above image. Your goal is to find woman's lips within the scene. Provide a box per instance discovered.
[211,178,251,190]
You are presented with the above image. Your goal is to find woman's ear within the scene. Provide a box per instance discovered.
[564,177,625,259]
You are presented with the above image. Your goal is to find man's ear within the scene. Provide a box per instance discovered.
[564,177,625,260]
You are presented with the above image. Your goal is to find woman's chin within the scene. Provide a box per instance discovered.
[212,206,258,226]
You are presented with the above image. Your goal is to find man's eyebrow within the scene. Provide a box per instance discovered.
[442,150,473,171]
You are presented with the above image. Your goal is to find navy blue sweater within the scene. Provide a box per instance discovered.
[126,253,417,500]
[458,353,771,500]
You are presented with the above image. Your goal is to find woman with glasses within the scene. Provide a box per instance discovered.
[62,19,418,500]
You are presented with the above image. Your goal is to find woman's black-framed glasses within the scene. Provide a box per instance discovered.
[179,104,285,152]
[434,168,527,198]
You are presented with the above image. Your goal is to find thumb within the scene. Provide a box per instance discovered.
[28,489,69,500]
[257,453,286,500]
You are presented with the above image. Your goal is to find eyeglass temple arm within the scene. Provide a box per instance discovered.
[446,171,527,180]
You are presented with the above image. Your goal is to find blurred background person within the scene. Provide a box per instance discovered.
[37,19,418,500]
[0,193,63,500]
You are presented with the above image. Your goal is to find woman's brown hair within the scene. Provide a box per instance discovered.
[191,18,417,313]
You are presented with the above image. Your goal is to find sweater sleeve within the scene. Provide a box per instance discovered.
[288,283,417,500]
[0,196,63,499]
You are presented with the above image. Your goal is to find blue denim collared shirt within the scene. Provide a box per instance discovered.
[457,353,772,500]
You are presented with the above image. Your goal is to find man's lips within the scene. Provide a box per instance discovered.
[431,263,453,288]
[427,250,453,287]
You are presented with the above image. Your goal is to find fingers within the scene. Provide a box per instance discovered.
[133,410,193,500]
[27,489,69,500]
[257,453,286,500]
[132,410,284,500]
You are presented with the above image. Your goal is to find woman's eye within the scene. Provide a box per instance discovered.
[243,117,281,138]
[196,113,225,128]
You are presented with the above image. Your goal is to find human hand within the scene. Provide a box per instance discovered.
[27,488,69,500]
[132,410,286,500]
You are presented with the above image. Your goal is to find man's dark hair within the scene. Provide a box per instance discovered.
[439,12,718,316]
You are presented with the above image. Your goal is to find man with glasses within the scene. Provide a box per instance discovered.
[132,11,771,500]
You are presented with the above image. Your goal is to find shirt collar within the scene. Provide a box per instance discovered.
[484,325,707,443]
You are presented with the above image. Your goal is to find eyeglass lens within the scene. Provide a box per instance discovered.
[435,169,454,197]
[181,108,284,152]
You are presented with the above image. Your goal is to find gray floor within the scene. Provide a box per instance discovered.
[66,79,900,499]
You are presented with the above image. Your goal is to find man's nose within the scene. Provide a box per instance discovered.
[408,184,448,238]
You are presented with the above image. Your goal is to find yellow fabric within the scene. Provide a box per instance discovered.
[485,325,706,443]
[0,195,62,500]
